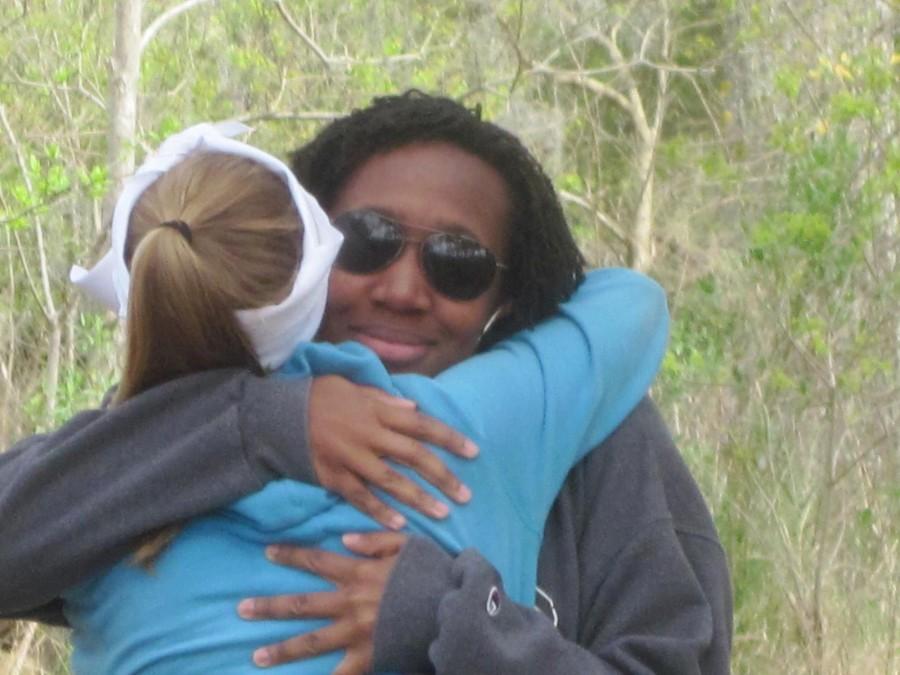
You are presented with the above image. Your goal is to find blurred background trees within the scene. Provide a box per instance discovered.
[1,1,896,673]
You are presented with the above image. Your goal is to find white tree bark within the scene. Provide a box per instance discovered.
[103,0,143,224]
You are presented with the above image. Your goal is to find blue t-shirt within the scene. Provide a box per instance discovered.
[63,268,669,674]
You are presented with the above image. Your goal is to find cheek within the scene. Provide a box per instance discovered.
[320,269,366,337]
[325,269,363,311]
[434,298,496,353]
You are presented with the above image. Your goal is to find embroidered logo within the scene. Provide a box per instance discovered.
[486,585,502,616]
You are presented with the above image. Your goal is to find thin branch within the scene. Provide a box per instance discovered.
[829,430,896,488]
[652,14,672,134]
[610,0,640,47]
[528,64,633,115]
[2,208,18,443]
[141,0,217,54]
[274,1,424,69]
[0,104,54,322]
[235,110,344,125]
[348,53,425,65]
[271,66,288,111]
[275,0,332,69]
[641,59,714,76]
[495,0,528,93]
[8,621,37,675]
[685,72,728,158]
[558,189,630,247]
[579,26,652,144]
[780,0,826,54]
[638,17,661,63]
[12,227,45,306]
[0,189,71,226]
[588,29,627,69]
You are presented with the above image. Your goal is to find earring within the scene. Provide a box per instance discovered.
[480,307,505,340]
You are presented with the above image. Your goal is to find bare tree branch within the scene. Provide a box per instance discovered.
[0,0,28,34]
[274,1,424,69]
[528,64,634,114]
[780,0,827,54]
[0,104,56,323]
[0,189,71,227]
[140,0,217,54]
[275,0,332,69]
[559,189,630,247]
[235,110,344,124]
[8,75,106,111]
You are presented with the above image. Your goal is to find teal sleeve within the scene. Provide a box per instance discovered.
[403,268,669,526]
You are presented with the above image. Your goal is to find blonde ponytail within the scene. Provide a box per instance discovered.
[115,224,261,402]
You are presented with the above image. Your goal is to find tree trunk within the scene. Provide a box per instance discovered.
[630,139,655,271]
[103,0,143,224]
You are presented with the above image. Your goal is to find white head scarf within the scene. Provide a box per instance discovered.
[69,121,344,370]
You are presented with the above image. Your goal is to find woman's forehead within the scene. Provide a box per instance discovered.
[330,141,512,257]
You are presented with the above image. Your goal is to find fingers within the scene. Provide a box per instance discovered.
[265,545,358,580]
[342,532,408,558]
[323,439,452,521]
[241,538,390,671]
[376,407,477,504]
[376,434,471,506]
[368,388,417,409]
[357,449,454,519]
[333,648,373,675]
[251,621,356,668]
[238,591,342,620]
[309,374,478,522]
[325,471,407,530]
[381,405,479,460]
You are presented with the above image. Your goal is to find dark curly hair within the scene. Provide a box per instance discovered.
[291,90,585,346]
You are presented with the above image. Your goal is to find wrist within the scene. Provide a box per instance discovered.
[240,375,315,484]
[373,536,454,672]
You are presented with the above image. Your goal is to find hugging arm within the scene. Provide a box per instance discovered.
[0,369,313,620]
[428,268,670,513]
[0,366,471,621]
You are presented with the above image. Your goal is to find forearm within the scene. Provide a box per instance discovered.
[0,369,313,617]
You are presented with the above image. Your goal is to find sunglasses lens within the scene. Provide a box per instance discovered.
[423,234,498,301]
[334,211,403,274]
[332,210,502,301]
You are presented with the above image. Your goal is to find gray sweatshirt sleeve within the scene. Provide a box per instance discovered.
[0,368,315,619]
[372,398,732,674]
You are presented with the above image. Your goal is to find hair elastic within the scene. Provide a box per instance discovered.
[158,219,193,243]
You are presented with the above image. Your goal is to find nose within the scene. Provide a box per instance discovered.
[370,245,431,312]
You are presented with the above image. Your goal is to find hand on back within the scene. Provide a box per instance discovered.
[308,375,477,530]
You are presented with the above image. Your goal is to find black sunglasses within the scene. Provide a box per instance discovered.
[332,209,507,301]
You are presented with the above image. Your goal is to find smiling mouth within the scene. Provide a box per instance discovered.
[350,329,433,367]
